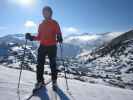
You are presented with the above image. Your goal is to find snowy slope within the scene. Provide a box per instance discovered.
[76,30,133,90]
[0,65,133,100]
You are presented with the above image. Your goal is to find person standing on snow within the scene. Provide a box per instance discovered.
[25,6,63,90]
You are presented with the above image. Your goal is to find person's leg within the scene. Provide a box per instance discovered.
[36,45,46,83]
[47,45,57,83]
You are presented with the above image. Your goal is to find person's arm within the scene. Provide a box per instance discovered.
[55,22,63,43]
[32,24,41,41]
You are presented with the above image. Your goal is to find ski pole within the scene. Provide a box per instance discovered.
[60,43,69,90]
[17,39,28,91]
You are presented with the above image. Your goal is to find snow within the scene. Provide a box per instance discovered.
[64,32,123,44]
[105,32,124,41]
[65,35,99,42]
[11,46,23,51]
[0,65,133,100]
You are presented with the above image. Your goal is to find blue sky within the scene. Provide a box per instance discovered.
[0,0,132,36]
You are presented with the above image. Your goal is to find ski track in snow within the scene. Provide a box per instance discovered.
[0,65,133,100]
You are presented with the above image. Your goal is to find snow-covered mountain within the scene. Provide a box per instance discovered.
[0,34,25,44]
[77,30,133,89]
[64,32,124,51]
[78,30,133,61]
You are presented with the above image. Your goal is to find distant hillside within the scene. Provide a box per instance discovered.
[78,30,133,61]
[77,30,133,89]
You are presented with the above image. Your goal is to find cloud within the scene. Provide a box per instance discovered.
[24,20,37,28]
[0,26,7,30]
[63,27,80,34]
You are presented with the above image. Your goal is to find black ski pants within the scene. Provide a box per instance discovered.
[36,44,57,83]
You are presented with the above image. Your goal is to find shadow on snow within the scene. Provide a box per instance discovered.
[33,87,70,100]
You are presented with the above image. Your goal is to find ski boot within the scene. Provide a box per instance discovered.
[33,81,45,93]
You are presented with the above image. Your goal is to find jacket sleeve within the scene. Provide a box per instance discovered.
[33,24,41,41]
[55,21,62,35]
[55,22,63,42]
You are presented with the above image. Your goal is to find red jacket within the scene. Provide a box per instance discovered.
[33,19,62,46]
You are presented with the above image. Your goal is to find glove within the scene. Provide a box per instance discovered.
[57,34,63,43]
[25,33,34,41]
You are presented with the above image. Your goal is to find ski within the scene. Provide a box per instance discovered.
[52,90,58,100]
[49,87,58,100]
[26,80,52,100]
